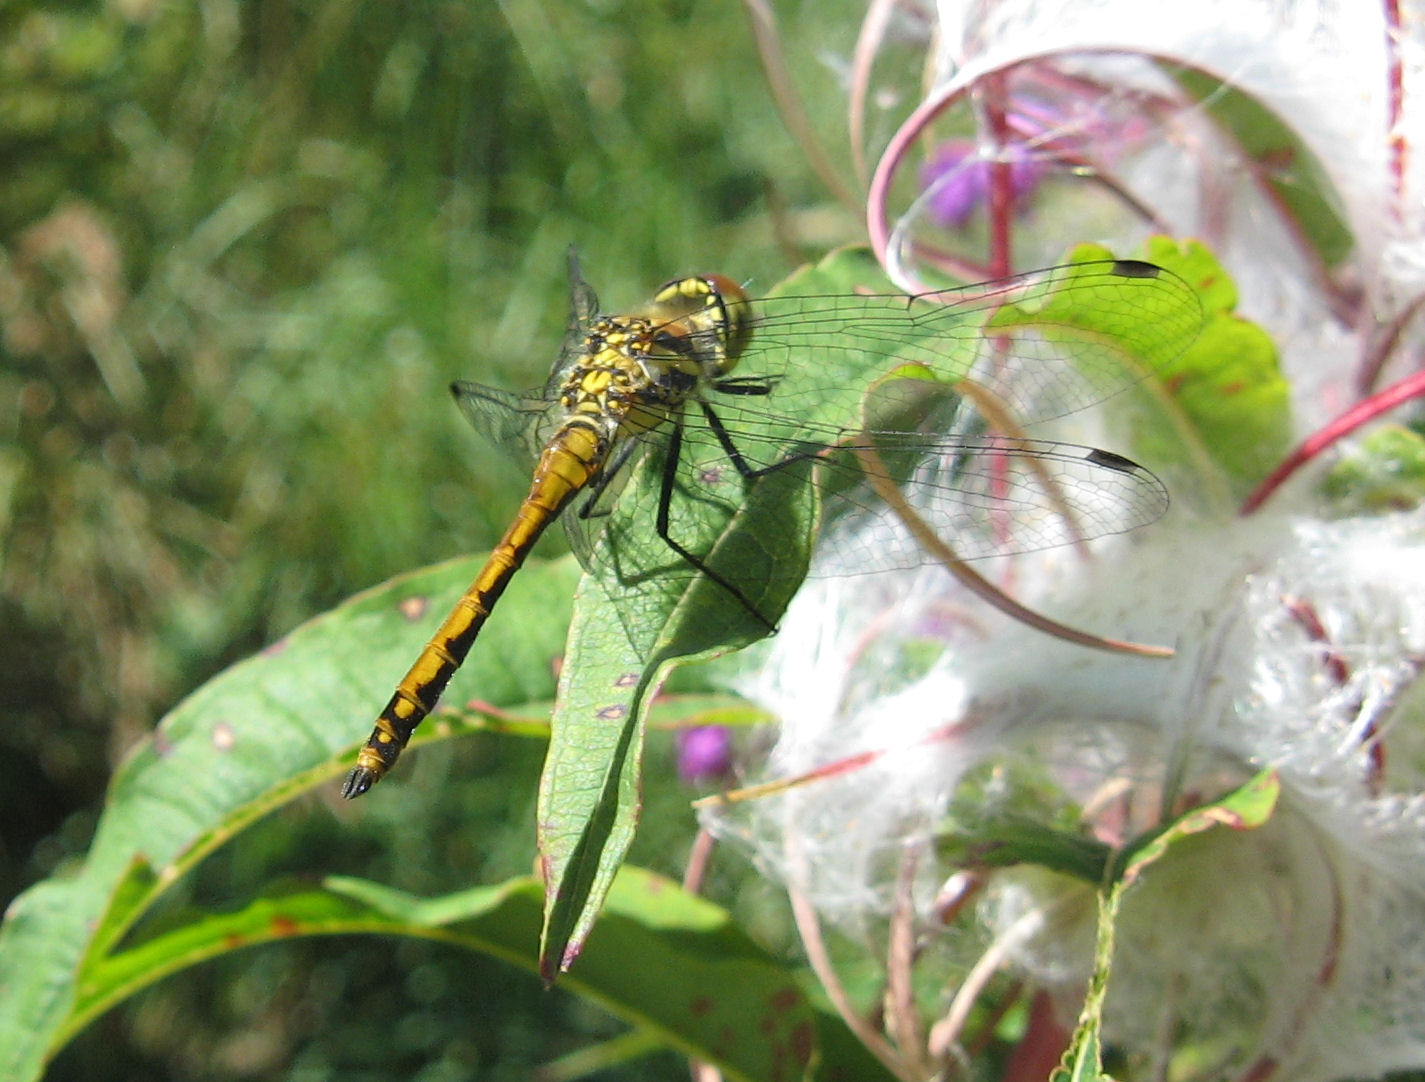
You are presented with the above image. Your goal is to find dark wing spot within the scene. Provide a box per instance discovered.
[1085,448,1143,474]
[1110,259,1161,279]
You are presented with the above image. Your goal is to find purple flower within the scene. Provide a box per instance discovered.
[919,140,1044,228]
[676,725,732,784]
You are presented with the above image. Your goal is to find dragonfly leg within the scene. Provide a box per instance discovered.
[710,375,779,395]
[697,400,815,481]
[655,420,776,632]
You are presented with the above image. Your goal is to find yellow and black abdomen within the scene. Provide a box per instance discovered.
[341,420,610,798]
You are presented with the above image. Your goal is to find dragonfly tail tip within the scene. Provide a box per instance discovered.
[340,767,377,800]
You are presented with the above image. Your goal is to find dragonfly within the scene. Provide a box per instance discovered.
[342,251,1201,798]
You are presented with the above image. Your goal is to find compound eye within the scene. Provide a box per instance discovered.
[699,275,751,368]
[699,274,749,307]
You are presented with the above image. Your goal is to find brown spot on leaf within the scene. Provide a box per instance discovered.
[270,915,300,937]
[789,1021,814,1066]
[768,986,801,1013]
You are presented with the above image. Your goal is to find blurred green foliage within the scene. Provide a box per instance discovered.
[0,0,854,1076]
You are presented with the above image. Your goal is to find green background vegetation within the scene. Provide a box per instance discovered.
[1,0,858,1077]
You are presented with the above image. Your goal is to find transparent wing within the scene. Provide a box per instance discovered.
[545,249,604,399]
[449,380,552,469]
[454,258,1199,584]
[451,378,665,573]
[670,417,1167,576]
[713,258,1201,442]
[658,258,1196,575]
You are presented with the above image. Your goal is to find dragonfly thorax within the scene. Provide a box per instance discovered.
[557,324,696,440]
[559,271,752,440]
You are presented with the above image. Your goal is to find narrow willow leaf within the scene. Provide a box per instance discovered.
[0,555,576,1081]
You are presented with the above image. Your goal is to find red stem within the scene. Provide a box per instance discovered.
[984,72,1015,279]
[1240,367,1425,515]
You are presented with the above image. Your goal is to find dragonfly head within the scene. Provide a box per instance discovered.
[645,273,753,378]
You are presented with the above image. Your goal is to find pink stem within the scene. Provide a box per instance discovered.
[983,72,1015,280]
[1240,367,1425,515]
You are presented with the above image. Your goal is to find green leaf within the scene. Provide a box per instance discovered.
[0,554,576,1082]
[1089,237,1292,505]
[535,252,908,974]
[1165,66,1353,269]
[333,866,839,1081]
[538,437,818,974]
[936,813,1114,884]
[1320,423,1425,513]
[537,246,962,972]
[62,865,896,1082]
[987,246,1205,382]
[1049,771,1280,1082]
[1114,768,1280,887]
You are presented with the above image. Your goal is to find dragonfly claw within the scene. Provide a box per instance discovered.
[341,765,378,800]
